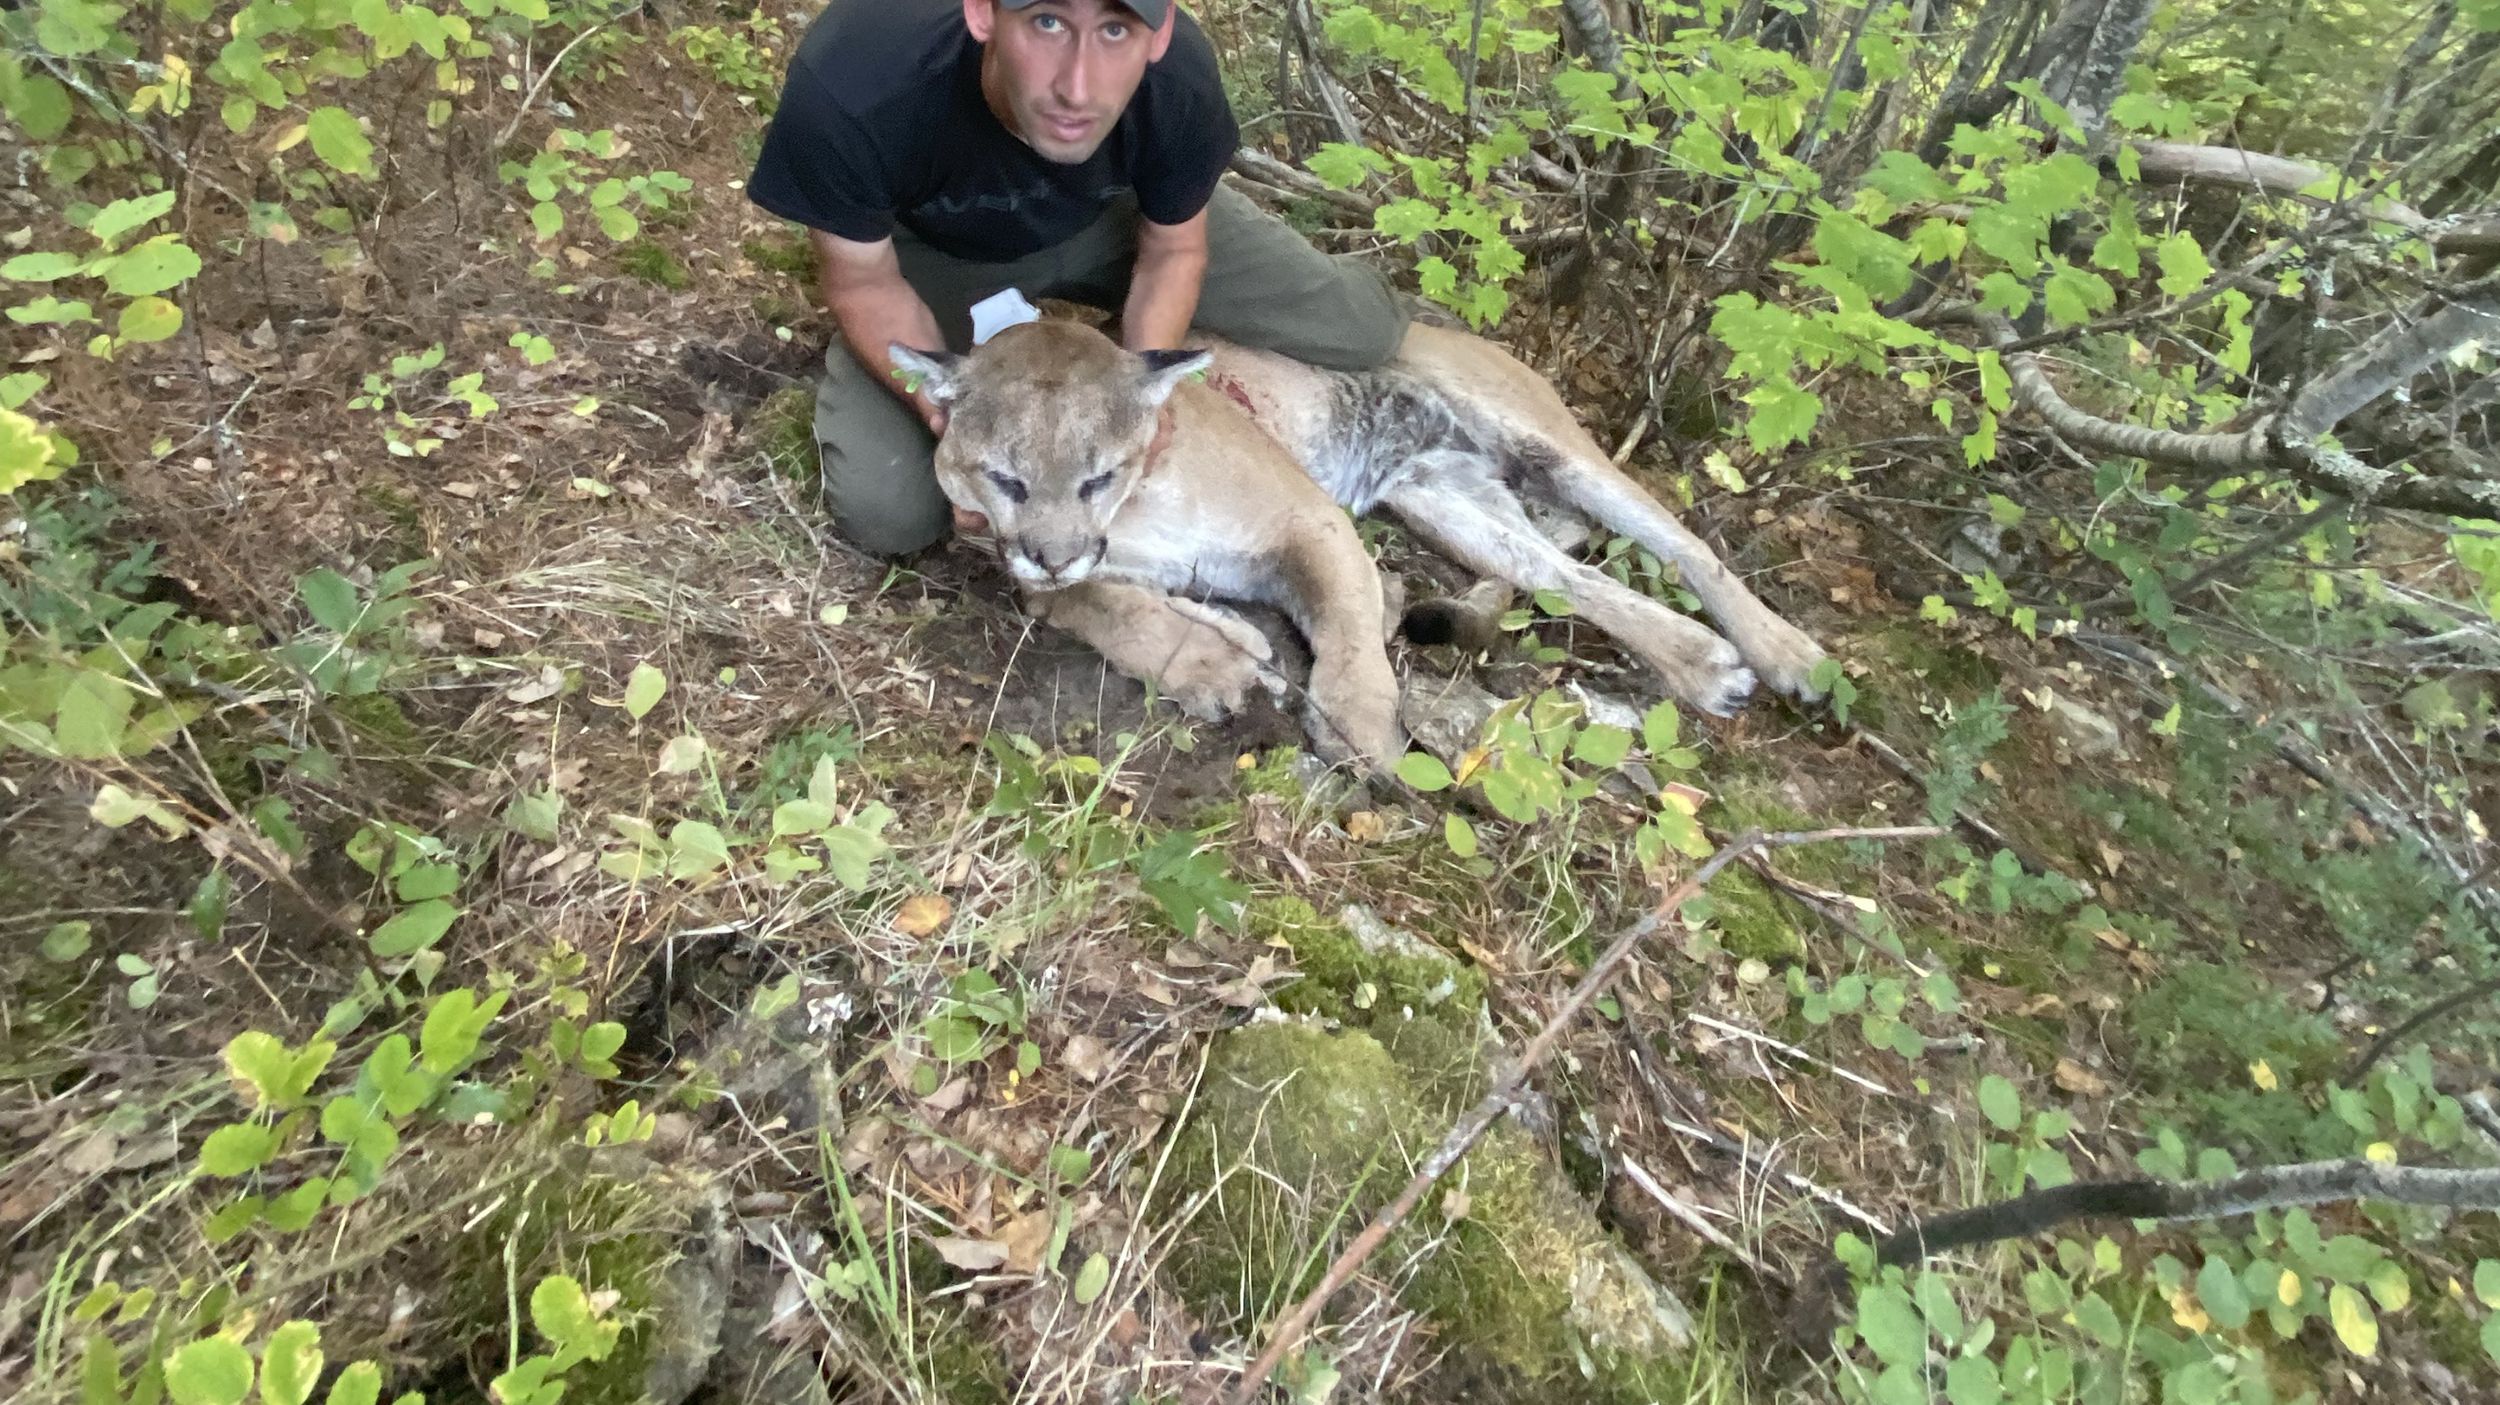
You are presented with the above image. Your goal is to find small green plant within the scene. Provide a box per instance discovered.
[348,345,498,458]
[280,560,432,698]
[1396,689,1711,868]
[500,129,693,244]
[673,11,785,104]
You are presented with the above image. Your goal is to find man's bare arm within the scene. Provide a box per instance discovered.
[813,228,949,433]
[1121,207,1211,353]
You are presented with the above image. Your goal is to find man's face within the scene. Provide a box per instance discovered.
[966,0,1176,164]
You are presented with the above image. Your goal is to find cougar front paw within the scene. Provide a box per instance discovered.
[1151,599,1285,720]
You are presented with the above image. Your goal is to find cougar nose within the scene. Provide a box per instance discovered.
[1022,539,1071,577]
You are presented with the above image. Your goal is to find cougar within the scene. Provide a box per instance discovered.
[888,319,1827,767]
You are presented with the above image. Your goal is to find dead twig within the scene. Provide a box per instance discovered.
[1222,823,1941,1405]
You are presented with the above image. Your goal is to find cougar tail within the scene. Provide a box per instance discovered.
[1398,578,1513,654]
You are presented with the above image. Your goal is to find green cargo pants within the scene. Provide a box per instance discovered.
[813,184,1410,556]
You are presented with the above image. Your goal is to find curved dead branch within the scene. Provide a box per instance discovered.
[1945,293,2500,519]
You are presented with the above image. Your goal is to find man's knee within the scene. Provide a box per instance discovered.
[1321,266,1410,370]
[815,360,951,556]
[826,466,950,555]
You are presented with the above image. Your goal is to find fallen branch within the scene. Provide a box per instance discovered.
[1943,297,2500,518]
[1222,823,1942,1405]
[1793,1155,2500,1347]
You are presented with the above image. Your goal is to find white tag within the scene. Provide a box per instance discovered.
[969,287,1044,346]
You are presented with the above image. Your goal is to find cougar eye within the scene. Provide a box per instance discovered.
[1078,471,1115,500]
[985,469,1028,504]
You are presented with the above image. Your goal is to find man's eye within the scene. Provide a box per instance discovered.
[987,469,1029,504]
[1102,21,1129,38]
[1078,471,1115,500]
[1034,13,1063,30]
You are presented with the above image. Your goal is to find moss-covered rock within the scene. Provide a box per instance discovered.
[1253,895,1484,1031]
[1169,1021,1693,1401]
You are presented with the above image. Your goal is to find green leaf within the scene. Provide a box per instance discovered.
[1855,1282,1925,1366]
[1396,752,1453,791]
[1943,1355,2001,1405]
[260,1321,323,1405]
[1571,724,1633,768]
[621,662,666,719]
[2484,1309,2500,1366]
[394,862,460,902]
[2476,1259,2500,1307]
[1135,829,1248,936]
[2,404,64,493]
[1047,1143,1093,1184]
[42,920,92,961]
[2155,231,2213,297]
[1977,1074,2022,1132]
[306,107,376,178]
[198,1122,278,1177]
[2327,1283,2377,1356]
[116,296,184,343]
[1072,1252,1111,1304]
[4,70,72,141]
[2,250,88,282]
[100,235,202,297]
[165,1337,254,1405]
[666,820,732,880]
[579,1020,626,1068]
[1444,813,1479,857]
[298,568,361,634]
[772,798,835,837]
[420,987,505,1073]
[368,899,457,958]
[505,787,562,842]
[56,668,135,759]
[2198,1253,2250,1329]
[1740,375,1822,454]
[322,1362,381,1405]
[86,192,178,248]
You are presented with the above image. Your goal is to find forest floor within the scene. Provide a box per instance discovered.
[3,5,2495,1404]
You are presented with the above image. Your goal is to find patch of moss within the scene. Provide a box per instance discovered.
[754,385,819,491]
[742,233,817,281]
[1849,618,1999,729]
[617,240,691,290]
[1250,895,1484,1034]
[436,1154,707,1402]
[354,481,427,559]
[1169,1022,1693,1402]
[923,1320,1011,1404]
[1692,867,1805,964]
[332,691,423,755]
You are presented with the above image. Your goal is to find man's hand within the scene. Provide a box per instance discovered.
[1121,206,1211,352]
[814,228,952,430]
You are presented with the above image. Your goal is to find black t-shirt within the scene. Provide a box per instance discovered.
[747,0,1238,263]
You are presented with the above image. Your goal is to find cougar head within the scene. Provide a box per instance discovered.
[889,322,1211,588]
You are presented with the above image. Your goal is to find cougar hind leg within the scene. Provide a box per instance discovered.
[1380,459,1757,717]
[1023,580,1284,721]
[1524,442,1828,700]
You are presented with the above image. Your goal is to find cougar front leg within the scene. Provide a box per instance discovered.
[1023,580,1283,720]
[1536,453,1828,699]
[1383,483,1759,717]
[1268,532,1407,769]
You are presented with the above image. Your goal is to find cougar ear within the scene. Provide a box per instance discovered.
[1134,347,1213,407]
[887,344,966,406]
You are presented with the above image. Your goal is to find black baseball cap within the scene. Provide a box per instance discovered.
[996,0,1172,29]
